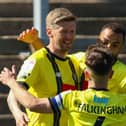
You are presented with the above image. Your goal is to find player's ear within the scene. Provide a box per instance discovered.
[46,28,53,38]
[84,69,90,81]
[109,70,113,79]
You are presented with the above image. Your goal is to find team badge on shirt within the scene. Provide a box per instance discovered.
[17,58,36,79]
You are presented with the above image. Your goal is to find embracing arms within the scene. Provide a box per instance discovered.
[17,27,44,51]
[0,66,52,113]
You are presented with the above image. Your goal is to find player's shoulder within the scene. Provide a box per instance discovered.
[29,48,47,59]
[112,60,126,76]
[68,51,86,63]
[113,60,126,69]
[70,51,86,59]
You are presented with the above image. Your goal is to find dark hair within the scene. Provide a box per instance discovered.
[100,22,125,41]
[85,44,114,75]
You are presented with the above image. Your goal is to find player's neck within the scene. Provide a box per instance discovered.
[47,45,67,59]
[88,79,108,90]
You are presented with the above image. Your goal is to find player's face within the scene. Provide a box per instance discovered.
[51,21,76,53]
[99,28,124,57]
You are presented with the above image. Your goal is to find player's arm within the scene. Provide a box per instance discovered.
[7,90,29,125]
[0,66,52,113]
[8,82,52,113]
[17,27,44,50]
[6,65,29,125]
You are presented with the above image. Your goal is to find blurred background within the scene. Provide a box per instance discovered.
[0,0,126,125]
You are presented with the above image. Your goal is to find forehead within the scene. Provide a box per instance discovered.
[99,28,124,43]
[54,20,76,30]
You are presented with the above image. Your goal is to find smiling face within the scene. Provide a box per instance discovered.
[47,20,76,57]
[53,21,76,51]
[98,28,124,57]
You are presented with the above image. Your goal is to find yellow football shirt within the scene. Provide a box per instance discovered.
[50,88,126,126]
[71,52,126,93]
[108,60,126,93]
[17,48,83,126]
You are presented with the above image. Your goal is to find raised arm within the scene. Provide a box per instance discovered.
[17,27,44,51]
[0,66,52,113]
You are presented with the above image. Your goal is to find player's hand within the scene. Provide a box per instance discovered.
[0,65,16,85]
[17,27,39,44]
[15,111,29,126]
